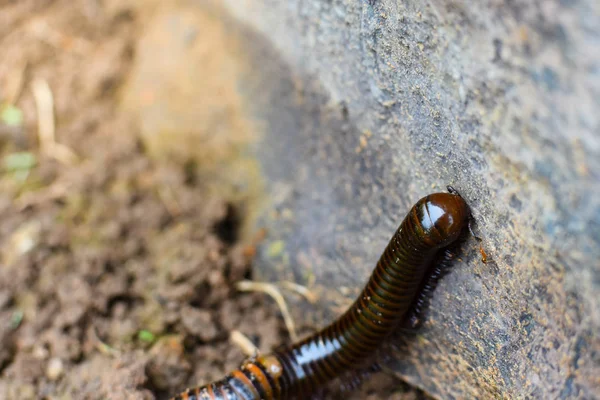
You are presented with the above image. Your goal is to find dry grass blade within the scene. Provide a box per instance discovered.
[31,78,55,149]
[15,181,70,210]
[280,281,318,304]
[230,330,259,357]
[236,280,298,342]
[31,78,79,165]
[28,19,91,54]
[90,327,119,357]
[157,186,182,217]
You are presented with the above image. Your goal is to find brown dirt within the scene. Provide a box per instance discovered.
[0,1,424,399]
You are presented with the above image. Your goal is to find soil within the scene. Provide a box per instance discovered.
[0,1,426,399]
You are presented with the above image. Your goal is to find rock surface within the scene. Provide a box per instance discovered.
[215,1,600,398]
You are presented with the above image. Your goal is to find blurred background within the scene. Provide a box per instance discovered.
[0,1,598,399]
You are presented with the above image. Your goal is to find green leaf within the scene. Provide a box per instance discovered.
[138,329,156,343]
[3,152,37,171]
[1,104,24,127]
[11,310,24,329]
[267,240,285,258]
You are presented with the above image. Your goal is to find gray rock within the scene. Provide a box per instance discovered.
[214,0,600,398]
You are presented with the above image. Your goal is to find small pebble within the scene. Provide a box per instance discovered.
[46,357,64,381]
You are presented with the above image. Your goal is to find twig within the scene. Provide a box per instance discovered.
[236,280,298,342]
[230,330,259,357]
[31,78,79,165]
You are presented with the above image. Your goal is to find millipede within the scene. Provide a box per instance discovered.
[171,187,471,400]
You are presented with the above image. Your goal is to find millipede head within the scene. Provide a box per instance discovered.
[413,192,470,248]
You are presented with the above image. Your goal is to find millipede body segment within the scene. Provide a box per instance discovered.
[171,190,470,400]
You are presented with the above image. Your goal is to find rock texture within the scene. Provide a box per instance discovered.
[210,1,598,398]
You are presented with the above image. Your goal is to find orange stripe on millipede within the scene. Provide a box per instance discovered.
[231,369,260,398]
[207,383,215,398]
[245,362,274,399]
[255,357,282,398]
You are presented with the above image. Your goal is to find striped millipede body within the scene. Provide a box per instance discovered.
[171,189,471,400]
